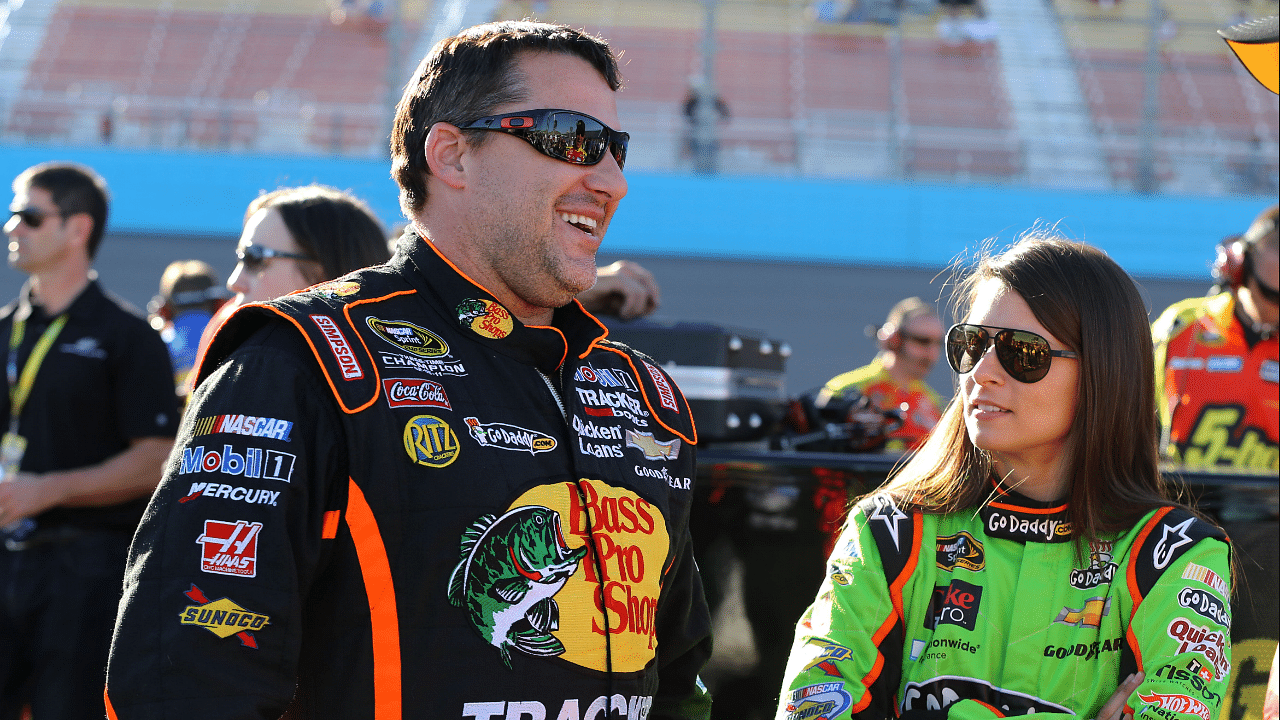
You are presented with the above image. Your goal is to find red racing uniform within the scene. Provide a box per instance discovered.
[817,358,945,452]
[1151,291,1278,471]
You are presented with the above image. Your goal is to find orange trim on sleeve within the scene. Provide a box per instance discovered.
[104,689,118,720]
[252,305,378,415]
[852,512,922,714]
[1124,506,1174,672]
[345,478,402,719]
[599,345,698,445]
[322,510,341,539]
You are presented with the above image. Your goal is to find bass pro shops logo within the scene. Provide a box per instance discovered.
[457,298,514,340]
[449,480,669,674]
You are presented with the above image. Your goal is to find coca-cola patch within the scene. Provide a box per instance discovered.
[197,519,263,578]
[382,378,451,410]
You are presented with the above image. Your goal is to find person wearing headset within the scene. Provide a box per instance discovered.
[815,297,947,453]
[1151,204,1278,472]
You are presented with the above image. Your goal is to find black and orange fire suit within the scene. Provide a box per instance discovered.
[106,233,713,719]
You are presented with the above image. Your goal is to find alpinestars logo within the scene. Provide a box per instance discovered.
[1153,516,1196,569]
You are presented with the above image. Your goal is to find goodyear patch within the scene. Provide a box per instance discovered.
[403,415,460,467]
[367,317,449,358]
[456,298,514,340]
[179,584,269,648]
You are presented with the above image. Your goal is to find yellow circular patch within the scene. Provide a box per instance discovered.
[467,299,515,340]
[512,479,670,673]
[403,415,459,467]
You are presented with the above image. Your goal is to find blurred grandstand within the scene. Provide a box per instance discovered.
[0,0,1275,195]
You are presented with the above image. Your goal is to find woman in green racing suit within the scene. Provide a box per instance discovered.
[776,234,1232,720]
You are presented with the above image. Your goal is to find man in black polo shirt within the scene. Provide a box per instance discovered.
[0,162,178,718]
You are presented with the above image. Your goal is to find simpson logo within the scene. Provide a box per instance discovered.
[192,414,293,441]
[925,579,982,631]
[197,519,262,577]
[935,531,985,572]
[1168,618,1230,680]
[181,483,279,507]
[642,361,679,413]
[464,417,557,454]
[801,640,855,678]
[310,314,362,380]
[1178,587,1231,628]
[625,429,680,460]
[1138,692,1212,720]
[1181,562,1230,597]
[179,445,296,483]
[456,298,514,340]
[449,480,668,674]
[366,317,449,358]
[574,363,637,391]
[403,415,460,467]
[901,677,1069,714]
[1069,539,1117,589]
[782,682,852,720]
[382,378,451,409]
[179,584,269,648]
[1153,516,1195,570]
[1054,597,1111,628]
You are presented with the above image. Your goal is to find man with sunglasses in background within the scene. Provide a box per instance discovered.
[816,296,947,452]
[1152,204,1279,474]
[0,162,178,719]
[107,21,713,719]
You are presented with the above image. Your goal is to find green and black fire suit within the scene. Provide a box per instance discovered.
[777,484,1232,719]
[106,233,713,719]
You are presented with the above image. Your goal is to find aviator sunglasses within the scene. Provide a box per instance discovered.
[6,207,65,230]
[237,244,314,272]
[946,323,1078,384]
[461,109,629,170]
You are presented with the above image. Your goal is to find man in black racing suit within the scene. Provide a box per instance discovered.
[106,21,713,719]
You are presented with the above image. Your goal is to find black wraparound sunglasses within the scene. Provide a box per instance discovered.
[237,244,315,272]
[7,207,66,230]
[946,323,1078,384]
[460,109,629,170]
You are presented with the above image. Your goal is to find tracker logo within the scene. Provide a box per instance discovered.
[383,378,451,409]
[1178,587,1230,628]
[180,483,279,507]
[574,363,637,391]
[179,444,296,483]
[179,584,268,648]
[580,404,648,427]
[625,429,681,460]
[900,677,1069,715]
[196,519,262,577]
[310,314,362,380]
[460,696,653,719]
[464,417,556,455]
[935,531,984,572]
[924,579,982,631]
[192,414,293,442]
[574,387,647,417]
[642,361,680,413]
[1167,618,1230,680]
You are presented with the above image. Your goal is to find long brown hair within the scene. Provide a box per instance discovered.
[881,233,1174,544]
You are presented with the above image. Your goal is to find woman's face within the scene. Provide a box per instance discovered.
[226,207,319,305]
[960,279,1079,470]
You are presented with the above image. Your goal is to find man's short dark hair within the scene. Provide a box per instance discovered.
[389,21,622,219]
[14,162,110,259]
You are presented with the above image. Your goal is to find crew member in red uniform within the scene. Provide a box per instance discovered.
[1152,204,1278,472]
[817,297,947,452]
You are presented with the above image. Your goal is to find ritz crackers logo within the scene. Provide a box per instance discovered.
[457,299,515,340]
[310,314,363,380]
[450,480,669,673]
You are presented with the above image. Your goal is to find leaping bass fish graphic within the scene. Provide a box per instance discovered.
[447,505,588,668]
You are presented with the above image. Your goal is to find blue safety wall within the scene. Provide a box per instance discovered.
[3,143,1271,279]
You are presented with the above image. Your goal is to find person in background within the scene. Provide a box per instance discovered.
[1151,204,1278,472]
[580,258,660,319]
[107,21,712,718]
[778,234,1232,719]
[0,162,178,719]
[147,259,228,399]
[816,296,946,453]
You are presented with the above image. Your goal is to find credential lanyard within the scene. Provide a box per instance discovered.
[7,313,69,425]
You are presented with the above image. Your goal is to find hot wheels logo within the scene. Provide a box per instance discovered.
[1138,692,1211,720]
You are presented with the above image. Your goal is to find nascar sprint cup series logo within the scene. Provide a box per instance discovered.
[448,479,669,673]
